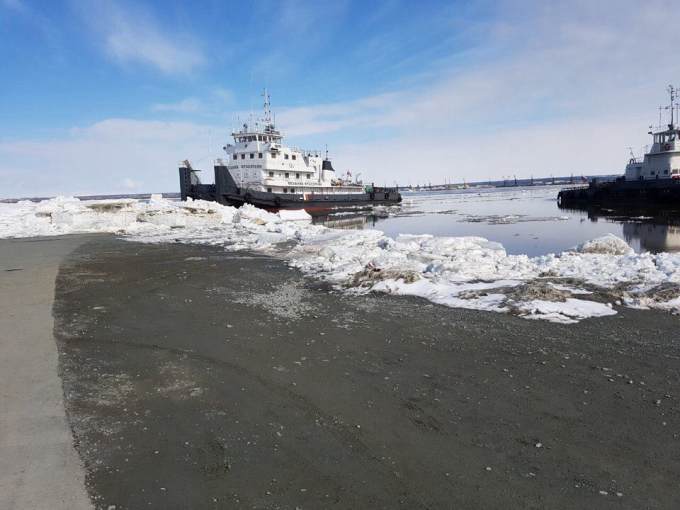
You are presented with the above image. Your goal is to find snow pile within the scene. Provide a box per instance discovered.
[2,197,680,323]
[0,196,321,251]
[576,234,634,255]
[289,231,680,323]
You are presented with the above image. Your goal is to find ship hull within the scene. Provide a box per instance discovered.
[557,178,680,208]
[217,191,402,210]
[179,165,401,212]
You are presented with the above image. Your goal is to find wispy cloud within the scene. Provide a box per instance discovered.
[4,0,680,197]
[268,0,680,184]
[151,97,204,114]
[150,88,234,116]
[76,0,205,74]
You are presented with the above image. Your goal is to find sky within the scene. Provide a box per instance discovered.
[1,0,679,197]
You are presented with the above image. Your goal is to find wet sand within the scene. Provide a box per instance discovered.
[42,235,680,509]
[0,237,92,510]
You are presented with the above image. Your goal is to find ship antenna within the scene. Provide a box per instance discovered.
[668,84,676,128]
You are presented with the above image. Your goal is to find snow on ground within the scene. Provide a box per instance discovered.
[2,196,680,323]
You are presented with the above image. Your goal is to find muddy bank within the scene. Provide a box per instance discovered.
[53,236,680,509]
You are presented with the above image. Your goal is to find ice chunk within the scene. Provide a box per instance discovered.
[278,209,312,221]
[576,234,633,255]
[516,298,617,324]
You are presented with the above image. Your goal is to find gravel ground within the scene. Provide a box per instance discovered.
[52,236,680,509]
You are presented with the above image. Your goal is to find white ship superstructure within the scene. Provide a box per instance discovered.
[215,93,364,196]
[624,85,680,181]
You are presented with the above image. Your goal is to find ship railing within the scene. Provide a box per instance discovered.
[558,184,590,192]
[288,146,323,157]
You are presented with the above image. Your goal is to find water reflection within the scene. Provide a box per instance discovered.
[623,223,680,252]
[558,204,680,253]
[311,212,377,230]
[308,189,680,255]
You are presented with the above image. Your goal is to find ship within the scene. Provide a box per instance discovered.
[558,85,680,208]
[179,92,401,211]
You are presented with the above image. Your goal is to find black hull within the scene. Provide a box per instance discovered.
[179,165,401,212]
[557,178,680,208]
[217,191,402,211]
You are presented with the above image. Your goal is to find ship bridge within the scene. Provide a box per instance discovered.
[231,123,283,144]
[650,126,680,154]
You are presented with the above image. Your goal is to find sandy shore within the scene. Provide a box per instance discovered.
[43,235,680,509]
[0,237,92,510]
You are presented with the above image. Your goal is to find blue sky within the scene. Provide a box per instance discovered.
[1,0,481,137]
[1,0,679,196]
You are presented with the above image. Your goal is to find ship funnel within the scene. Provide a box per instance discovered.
[322,158,334,171]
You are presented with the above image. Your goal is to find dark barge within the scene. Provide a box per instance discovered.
[557,178,680,208]
[559,85,680,209]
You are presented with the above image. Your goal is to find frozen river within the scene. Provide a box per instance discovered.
[3,190,680,323]
[316,186,680,256]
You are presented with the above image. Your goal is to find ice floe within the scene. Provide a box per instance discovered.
[2,196,680,323]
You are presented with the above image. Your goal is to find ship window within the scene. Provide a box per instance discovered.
[250,153,254,159]
[241,154,245,159]
[271,153,277,158]
[233,154,237,160]
[296,173,300,179]
[269,171,274,177]
[283,188,288,193]
[664,169,669,174]
[290,188,295,193]
[285,172,289,178]
[292,155,297,160]
[267,187,272,193]
[306,174,311,179]
[258,153,263,158]
[284,154,289,160]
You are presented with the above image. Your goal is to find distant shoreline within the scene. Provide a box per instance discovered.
[0,173,620,203]
[0,192,180,204]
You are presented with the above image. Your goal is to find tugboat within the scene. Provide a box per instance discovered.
[179,92,401,211]
[558,85,680,208]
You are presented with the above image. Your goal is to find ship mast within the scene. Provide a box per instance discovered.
[262,89,272,126]
[668,85,676,128]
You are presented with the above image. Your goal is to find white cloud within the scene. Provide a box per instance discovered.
[0,119,221,198]
[77,0,205,74]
